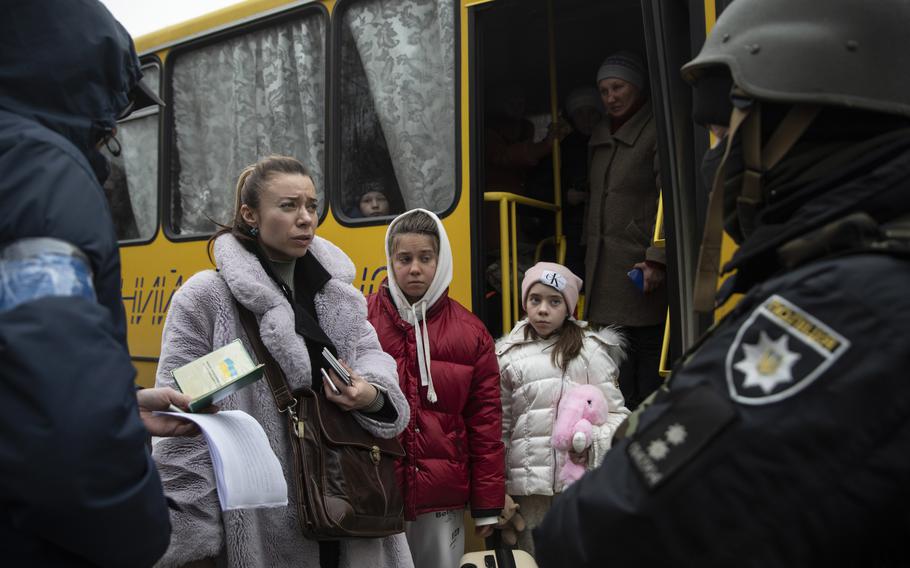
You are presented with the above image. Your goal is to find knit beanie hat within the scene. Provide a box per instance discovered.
[596,51,646,90]
[565,87,603,116]
[347,179,388,212]
[521,262,583,317]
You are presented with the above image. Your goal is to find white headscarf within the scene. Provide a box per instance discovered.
[384,209,453,403]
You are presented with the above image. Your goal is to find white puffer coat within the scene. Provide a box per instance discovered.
[497,320,630,496]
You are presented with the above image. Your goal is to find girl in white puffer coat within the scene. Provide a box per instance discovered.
[496,262,630,555]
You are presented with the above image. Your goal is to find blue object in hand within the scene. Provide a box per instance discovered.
[627,267,644,292]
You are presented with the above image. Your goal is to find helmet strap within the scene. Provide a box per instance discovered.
[693,99,820,313]
[737,102,763,237]
[739,103,821,236]
[693,101,752,312]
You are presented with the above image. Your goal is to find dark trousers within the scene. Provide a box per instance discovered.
[617,323,665,410]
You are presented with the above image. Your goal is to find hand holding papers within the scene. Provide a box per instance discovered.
[159,410,288,511]
[171,339,265,412]
[137,387,200,437]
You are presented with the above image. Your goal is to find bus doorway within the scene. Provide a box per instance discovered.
[470,0,708,368]
[471,0,648,337]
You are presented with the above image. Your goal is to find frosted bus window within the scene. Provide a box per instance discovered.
[169,12,326,236]
[102,64,160,242]
[336,0,456,220]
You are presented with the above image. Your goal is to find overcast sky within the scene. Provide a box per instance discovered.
[99,0,238,39]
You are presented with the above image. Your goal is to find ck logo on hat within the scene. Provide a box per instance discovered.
[541,270,566,291]
[725,295,851,405]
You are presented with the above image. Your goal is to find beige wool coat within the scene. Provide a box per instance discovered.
[152,234,413,568]
[584,102,667,327]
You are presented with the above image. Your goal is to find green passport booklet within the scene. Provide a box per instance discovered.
[171,339,265,412]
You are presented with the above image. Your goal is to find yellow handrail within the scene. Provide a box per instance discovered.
[484,191,562,334]
[534,235,567,266]
[658,309,671,378]
[545,0,565,259]
[653,189,668,374]
[497,195,511,335]
[652,191,666,247]
[484,192,560,211]
[511,200,519,322]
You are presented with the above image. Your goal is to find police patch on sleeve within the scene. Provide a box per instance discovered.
[725,294,851,405]
[626,384,736,490]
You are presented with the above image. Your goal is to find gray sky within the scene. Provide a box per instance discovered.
[99,0,238,39]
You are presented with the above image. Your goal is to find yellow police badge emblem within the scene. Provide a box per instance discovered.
[725,295,851,405]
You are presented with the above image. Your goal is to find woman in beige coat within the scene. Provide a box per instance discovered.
[584,51,667,409]
[152,156,413,568]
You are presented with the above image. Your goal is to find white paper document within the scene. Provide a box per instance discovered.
[159,410,288,511]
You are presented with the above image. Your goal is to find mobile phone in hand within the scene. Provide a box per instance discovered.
[320,367,341,395]
[321,347,352,385]
[627,267,645,292]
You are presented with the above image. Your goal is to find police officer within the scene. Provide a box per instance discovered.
[533,0,910,565]
[0,1,199,565]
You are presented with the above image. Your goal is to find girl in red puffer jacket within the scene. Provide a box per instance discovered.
[367,209,505,568]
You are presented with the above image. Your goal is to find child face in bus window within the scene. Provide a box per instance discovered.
[359,191,390,217]
[392,233,438,304]
[598,78,642,120]
[525,282,568,339]
[241,173,317,261]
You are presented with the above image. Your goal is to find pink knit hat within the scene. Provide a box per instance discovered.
[521,262,583,316]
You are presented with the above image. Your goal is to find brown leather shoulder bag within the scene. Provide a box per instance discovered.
[236,303,405,539]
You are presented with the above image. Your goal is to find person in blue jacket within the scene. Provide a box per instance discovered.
[0,1,198,566]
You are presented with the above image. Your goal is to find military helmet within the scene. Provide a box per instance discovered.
[682,0,910,118]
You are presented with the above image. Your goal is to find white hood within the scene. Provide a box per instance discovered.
[383,208,454,403]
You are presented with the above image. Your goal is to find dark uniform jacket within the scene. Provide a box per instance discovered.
[534,131,910,566]
[0,2,170,566]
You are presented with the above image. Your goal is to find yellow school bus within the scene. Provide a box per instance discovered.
[109,0,730,391]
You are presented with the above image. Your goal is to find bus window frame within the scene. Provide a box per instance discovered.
[161,2,331,243]
[330,0,462,228]
[641,0,714,354]
[113,57,163,248]
[465,0,490,330]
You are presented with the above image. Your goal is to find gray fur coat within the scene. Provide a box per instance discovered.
[152,234,413,568]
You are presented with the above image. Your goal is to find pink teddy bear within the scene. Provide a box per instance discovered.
[551,384,610,486]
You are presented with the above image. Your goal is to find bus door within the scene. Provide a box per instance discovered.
[470,0,650,336]
[641,0,716,369]
[469,0,714,359]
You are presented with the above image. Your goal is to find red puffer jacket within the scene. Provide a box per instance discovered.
[367,285,505,521]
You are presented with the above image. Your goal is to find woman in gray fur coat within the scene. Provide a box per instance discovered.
[152,156,413,568]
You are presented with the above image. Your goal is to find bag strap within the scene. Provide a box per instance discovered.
[235,301,297,413]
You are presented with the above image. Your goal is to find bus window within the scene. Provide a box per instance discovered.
[335,0,456,221]
[141,65,160,100]
[102,63,160,242]
[168,10,326,237]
